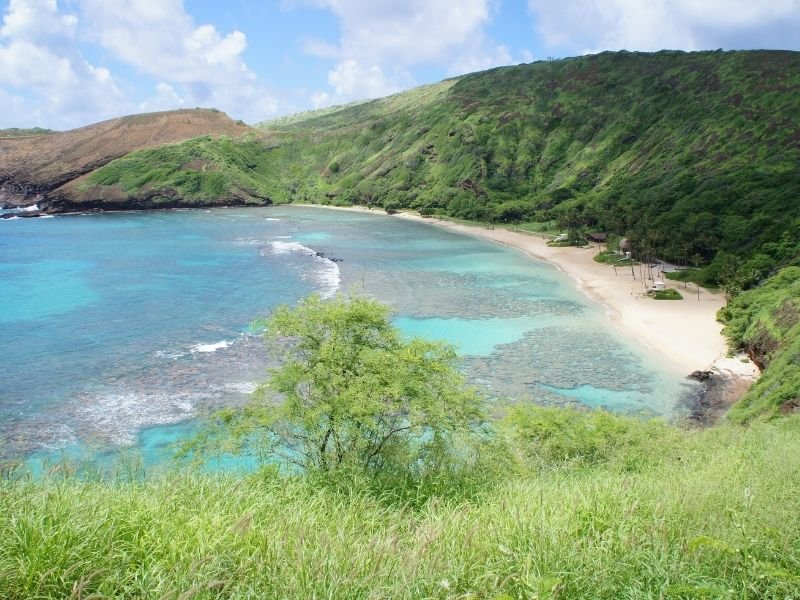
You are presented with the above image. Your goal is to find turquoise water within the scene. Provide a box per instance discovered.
[0,207,694,465]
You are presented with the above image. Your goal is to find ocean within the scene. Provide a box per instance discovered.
[0,206,695,466]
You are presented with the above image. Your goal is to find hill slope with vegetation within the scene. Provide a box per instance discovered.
[0,108,251,209]
[262,50,799,286]
[75,50,799,283]
[720,267,800,421]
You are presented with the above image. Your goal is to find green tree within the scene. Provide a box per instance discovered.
[206,295,485,476]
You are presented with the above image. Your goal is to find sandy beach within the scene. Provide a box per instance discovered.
[297,204,759,402]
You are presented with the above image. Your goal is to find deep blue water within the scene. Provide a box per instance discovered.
[0,207,694,465]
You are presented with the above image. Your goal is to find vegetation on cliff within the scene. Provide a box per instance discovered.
[81,136,272,205]
[720,267,800,422]
[0,127,55,138]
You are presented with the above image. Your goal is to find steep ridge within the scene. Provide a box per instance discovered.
[0,108,251,209]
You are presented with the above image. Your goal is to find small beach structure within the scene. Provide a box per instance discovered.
[586,232,608,244]
[587,232,608,253]
[650,280,666,292]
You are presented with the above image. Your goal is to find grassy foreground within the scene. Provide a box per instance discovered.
[3,412,800,599]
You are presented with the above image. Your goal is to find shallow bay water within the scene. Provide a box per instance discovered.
[0,207,695,465]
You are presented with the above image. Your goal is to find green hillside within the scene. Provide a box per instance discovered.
[720,267,800,421]
[83,50,800,284]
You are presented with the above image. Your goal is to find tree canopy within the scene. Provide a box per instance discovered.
[200,294,485,477]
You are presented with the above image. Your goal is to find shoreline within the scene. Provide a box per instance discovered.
[14,202,760,420]
[294,204,759,401]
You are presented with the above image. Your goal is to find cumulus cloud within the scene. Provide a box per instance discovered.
[303,0,514,106]
[138,82,185,114]
[528,0,800,54]
[80,0,252,86]
[448,42,513,76]
[79,0,281,122]
[0,0,128,128]
[0,0,285,128]
[305,0,494,64]
[327,60,411,99]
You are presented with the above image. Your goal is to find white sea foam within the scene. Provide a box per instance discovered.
[37,423,78,450]
[216,381,259,394]
[265,217,281,221]
[0,203,39,215]
[76,391,197,445]
[269,240,310,255]
[191,340,230,353]
[2,215,20,220]
[265,241,341,298]
[232,237,264,246]
[155,349,187,360]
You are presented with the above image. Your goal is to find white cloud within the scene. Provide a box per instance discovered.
[0,0,285,128]
[138,82,185,113]
[80,0,253,85]
[309,91,332,110]
[306,0,493,64]
[302,0,513,104]
[1,0,77,42]
[448,42,513,76]
[78,0,282,123]
[328,60,409,99]
[0,86,34,126]
[528,0,800,54]
[0,0,127,129]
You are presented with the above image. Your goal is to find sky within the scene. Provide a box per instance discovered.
[1,0,799,129]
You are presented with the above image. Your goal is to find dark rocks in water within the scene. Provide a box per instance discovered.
[688,370,713,382]
[1,211,43,219]
[314,250,342,263]
[683,369,754,426]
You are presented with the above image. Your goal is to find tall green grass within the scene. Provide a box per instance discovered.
[3,411,800,598]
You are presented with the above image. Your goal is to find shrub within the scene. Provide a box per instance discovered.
[193,295,486,479]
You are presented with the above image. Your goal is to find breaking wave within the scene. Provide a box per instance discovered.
[191,340,230,353]
[265,241,341,298]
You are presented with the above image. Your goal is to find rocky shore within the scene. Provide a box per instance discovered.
[683,355,761,426]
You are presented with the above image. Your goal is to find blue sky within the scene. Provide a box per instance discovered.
[1,0,799,129]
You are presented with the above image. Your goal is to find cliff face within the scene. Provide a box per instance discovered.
[0,109,251,210]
